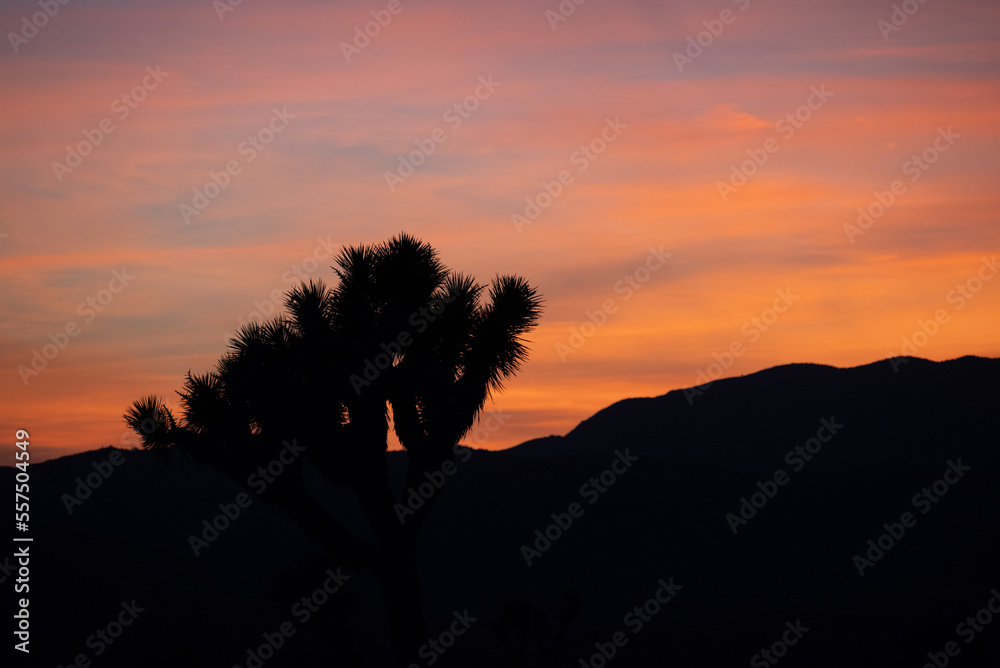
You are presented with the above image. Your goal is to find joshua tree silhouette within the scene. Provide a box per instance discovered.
[124,233,542,665]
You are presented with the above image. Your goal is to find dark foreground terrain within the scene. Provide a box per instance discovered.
[5,355,1000,667]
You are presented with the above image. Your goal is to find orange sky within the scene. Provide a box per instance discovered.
[2,0,999,462]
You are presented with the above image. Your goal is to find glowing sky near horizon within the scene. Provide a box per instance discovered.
[1,0,998,462]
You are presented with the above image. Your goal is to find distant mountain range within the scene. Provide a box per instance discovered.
[6,355,999,667]
[511,355,1000,471]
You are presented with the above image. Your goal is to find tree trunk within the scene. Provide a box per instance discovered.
[352,457,430,668]
[374,537,427,667]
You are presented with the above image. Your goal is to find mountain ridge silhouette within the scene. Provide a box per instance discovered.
[6,354,998,667]
[509,355,1000,472]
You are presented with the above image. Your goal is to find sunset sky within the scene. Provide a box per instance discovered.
[2,0,998,462]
